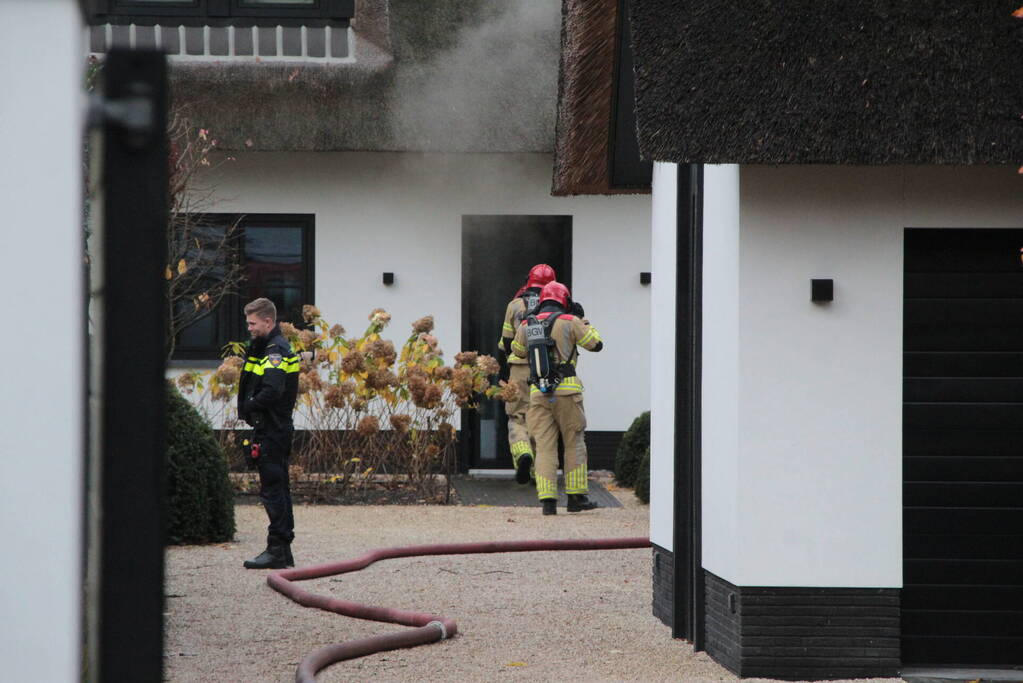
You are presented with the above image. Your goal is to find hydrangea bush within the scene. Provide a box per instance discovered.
[178,306,518,500]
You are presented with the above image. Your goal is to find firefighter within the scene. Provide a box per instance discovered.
[237,297,301,569]
[500,264,556,484]
[511,281,603,515]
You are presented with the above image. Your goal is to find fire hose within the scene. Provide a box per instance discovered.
[267,537,652,682]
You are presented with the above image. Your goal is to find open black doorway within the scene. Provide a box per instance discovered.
[460,215,572,471]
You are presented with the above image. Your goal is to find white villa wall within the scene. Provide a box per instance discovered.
[700,164,741,579]
[0,1,83,679]
[727,164,1023,588]
[196,151,651,432]
[649,162,677,549]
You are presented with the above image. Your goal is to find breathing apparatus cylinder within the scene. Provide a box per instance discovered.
[525,314,553,393]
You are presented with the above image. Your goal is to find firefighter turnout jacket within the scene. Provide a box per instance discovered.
[511,312,602,395]
[500,286,542,365]
[237,325,300,453]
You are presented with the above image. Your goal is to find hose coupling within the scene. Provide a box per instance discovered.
[427,620,448,640]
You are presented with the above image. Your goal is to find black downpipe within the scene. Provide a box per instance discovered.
[98,49,168,683]
[672,164,704,648]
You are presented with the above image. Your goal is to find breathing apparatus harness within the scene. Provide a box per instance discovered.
[525,307,579,394]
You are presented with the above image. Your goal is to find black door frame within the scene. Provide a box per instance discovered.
[458,216,573,472]
[672,164,705,648]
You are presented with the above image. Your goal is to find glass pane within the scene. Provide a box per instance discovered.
[241,0,315,5]
[174,222,235,352]
[242,225,305,328]
[117,1,195,4]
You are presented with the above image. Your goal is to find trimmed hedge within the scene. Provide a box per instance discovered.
[614,411,650,487]
[634,448,650,504]
[166,382,235,544]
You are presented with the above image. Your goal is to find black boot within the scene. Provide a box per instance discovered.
[515,454,534,485]
[542,499,557,516]
[284,545,294,568]
[567,494,597,512]
[243,543,288,569]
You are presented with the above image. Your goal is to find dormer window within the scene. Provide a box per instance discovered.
[86,0,355,28]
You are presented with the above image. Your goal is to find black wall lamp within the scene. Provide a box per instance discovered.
[640,272,651,285]
[382,272,394,286]
[811,278,833,303]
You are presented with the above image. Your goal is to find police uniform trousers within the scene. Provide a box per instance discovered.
[526,392,588,500]
[506,363,534,467]
[256,426,295,546]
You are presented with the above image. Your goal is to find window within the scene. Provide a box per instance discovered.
[87,0,354,27]
[173,214,314,360]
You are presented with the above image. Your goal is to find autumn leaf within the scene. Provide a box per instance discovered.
[506,662,527,667]
[1013,6,1023,18]
[164,266,173,280]
[177,258,188,275]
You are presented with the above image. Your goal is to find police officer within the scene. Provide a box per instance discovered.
[237,297,301,568]
[500,264,556,484]
[511,281,603,515]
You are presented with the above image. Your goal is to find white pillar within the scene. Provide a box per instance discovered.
[0,1,84,679]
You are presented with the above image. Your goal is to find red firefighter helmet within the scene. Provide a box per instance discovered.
[525,264,557,289]
[539,281,571,308]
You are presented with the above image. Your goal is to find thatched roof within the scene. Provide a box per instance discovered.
[167,0,561,153]
[630,1,1023,164]
[552,0,649,195]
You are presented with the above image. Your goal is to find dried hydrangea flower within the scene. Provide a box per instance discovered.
[438,422,456,443]
[341,350,366,374]
[329,323,346,338]
[368,308,392,324]
[215,362,240,385]
[298,329,318,348]
[476,354,500,376]
[423,444,441,459]
[356,415,379,436]
[434,366,454,380]
[453,351,478,366]
[411,315,434,333]
[366,339,397,366]
[302,304,321,322]
[175,373,196,392]
[389,414,412,433]
[280,322,299,338]
[325,385,346,409]
[497,379,519,402]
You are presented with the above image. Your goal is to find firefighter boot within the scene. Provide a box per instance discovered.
[567,494,597,512]
[542,499,557,516]
[243,542,288,569]
[515,453,534,485]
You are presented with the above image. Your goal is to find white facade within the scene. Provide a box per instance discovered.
[648,162,677,548]
[0,1,83,679]
[199,151,652,432]
[651,163,1023,587]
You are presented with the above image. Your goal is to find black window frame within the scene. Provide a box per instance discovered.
[86,0,354,27]
[172,213,315,361]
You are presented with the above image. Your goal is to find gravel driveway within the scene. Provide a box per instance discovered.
[164,491,903,683]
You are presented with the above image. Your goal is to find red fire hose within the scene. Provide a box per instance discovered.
[267,537,652,682]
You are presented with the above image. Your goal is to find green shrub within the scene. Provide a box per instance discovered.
[165,382,235,544]
[634,448,651,504]
[614,411,650,487]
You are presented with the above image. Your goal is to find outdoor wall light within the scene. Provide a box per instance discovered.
[640,272,652,285]
[382,272,394,285]
[811,279,833,303]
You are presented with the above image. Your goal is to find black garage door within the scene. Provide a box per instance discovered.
[903,228,1023,665]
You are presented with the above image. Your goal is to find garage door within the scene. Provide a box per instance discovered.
[903,228,1023,665]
